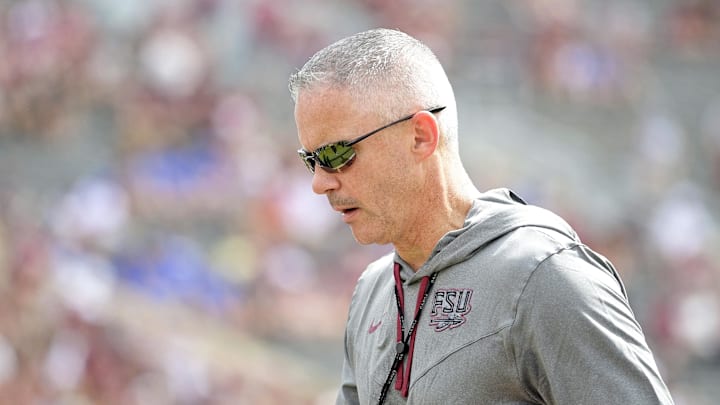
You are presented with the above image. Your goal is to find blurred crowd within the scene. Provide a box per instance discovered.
[0,0,719,404]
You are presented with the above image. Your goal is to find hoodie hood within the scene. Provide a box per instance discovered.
[397,188,580,284]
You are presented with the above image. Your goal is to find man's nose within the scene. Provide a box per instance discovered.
[311,168,340,195]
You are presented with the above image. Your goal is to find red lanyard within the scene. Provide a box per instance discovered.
[378,263,438,404]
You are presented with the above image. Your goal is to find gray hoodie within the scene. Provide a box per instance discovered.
[337,189,674,404]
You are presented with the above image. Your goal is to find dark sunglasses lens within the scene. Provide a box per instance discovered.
[317,143,355,170]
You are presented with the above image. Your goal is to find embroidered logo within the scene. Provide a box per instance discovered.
[429,289,473,332]
[368,319,383,334]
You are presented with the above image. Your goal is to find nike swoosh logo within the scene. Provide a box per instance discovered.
[368,320,382,334]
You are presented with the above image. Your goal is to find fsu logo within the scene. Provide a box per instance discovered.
[429,289,473,332]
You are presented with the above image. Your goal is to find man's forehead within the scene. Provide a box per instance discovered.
[298,84,384,123]
[295,88,359,149]
[296,84,356,108]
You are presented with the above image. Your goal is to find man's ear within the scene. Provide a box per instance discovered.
[411,110,440,161]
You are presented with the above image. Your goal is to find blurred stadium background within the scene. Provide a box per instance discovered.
[0,0,719,403]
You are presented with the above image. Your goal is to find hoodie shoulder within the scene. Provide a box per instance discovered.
[473,188,579,243]
[479,188,528,206]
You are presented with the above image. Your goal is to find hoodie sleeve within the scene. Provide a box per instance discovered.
[511,244,674,405]
[336,328,359,405]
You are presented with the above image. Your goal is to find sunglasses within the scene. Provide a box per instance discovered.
[297,106,446,174]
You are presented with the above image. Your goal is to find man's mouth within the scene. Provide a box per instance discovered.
[341,208,358,215]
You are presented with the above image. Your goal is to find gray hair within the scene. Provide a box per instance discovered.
[288,28,458,149]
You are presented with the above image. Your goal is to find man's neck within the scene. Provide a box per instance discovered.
[394,190,477,271]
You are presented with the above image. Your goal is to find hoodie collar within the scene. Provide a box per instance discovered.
[395,188,578,285]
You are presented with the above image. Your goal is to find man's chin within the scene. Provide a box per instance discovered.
[349,227,380,246]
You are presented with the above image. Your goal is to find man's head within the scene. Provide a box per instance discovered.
[289,28,458,151]
[290,28,467,248]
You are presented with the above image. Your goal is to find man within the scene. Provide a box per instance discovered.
[289,28,674,405]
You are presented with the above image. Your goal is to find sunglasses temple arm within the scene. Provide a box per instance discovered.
[346,107,445,147]
[346,114,415,147]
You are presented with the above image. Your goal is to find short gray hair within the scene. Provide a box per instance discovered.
[288,28,457,147]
